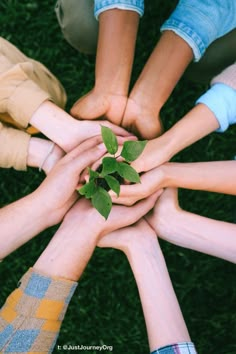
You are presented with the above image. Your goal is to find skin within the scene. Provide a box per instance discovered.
[122,30,193,139]
[110,160,236,206]
[33,192,161,281]
[146,188,236,264]
[70,9,139,126]
[98,219,192,352]
[0,137,107,260]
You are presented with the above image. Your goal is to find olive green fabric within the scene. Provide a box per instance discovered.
[55,0,98,54]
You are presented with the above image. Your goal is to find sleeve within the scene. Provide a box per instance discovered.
[151,342,197,354]
[94,0,144,19]
[0,37,67,129]
[0,122,31,170]
[160,0,236,61]
[0,268,78,353]
[196,63,236,132]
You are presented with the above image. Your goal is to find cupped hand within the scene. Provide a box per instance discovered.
[145,187,181,239]
[70,89,128,126]
[110,168,165,206]
[61,190,162,241]
[33,136,107,225]
[121,97,163,139]
[97,219,158,256]
[131,135,173,173]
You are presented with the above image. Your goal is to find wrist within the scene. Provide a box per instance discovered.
[27,137,53,170]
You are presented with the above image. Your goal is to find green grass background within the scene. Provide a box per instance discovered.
[0,1,236,353]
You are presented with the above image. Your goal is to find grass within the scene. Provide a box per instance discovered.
[0,1,236,353]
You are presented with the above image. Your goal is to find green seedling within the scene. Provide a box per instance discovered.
[78,126,147,219]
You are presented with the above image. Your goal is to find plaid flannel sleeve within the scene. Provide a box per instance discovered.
[0,268,77,353]
[151,342,197,354]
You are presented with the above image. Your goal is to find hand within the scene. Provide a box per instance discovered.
[110,167,165,206]
[131,134,174,173]
[145,187,181,239]
[97,219,158,257]
[122,96,163,139]
[70,89,128,126]
[33,136,107,226]
[60,190,162,242]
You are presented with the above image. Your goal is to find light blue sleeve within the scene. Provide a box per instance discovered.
[196,83,236,132]
[161,0,236,61]
[94,0,144,19]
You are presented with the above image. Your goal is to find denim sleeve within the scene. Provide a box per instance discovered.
[196,83,236,132]
[94,0,144,19]
[161,0,236,61]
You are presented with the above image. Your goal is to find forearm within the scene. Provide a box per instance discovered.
[95,9,139,95]
[29,100,79,152]
[129,30,193,113]
[127,243,190,351]
[34,224,98,281]
[0,193,50,259]
[163,103,219,158]
[163,161,236,195]
[160,209,236,264]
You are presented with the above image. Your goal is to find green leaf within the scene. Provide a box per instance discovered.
[78,180,97,199]
[101,157,118,176]
[92,187,112,219]
[121,140,147,162]
[88,168,99,179]
[117,162,140,183]
[104,175,120,196]
[101,126,118,155]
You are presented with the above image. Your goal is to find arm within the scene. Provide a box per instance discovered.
[0,37,130,156]
[0,185,159,353]
[146,188,236,264]
[98,220,196,353]
[122,0,236,139]
[131,102,219,173]
[111,160,236,206]
[0,137,106,260]
[122,30,193,138]
[70,8,140,125]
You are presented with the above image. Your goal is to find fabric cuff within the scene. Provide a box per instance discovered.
[8,79,50,128]
[160,0,236,62]
[211,63,236,90]
[0,123,30,170]
[196,83,236,132]
[161,19,203,62]
[6,268,78,321]
[94,0,144,19]
[151,341,197,354]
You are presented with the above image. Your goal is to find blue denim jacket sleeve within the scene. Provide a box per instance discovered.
[94,0,144,19]
[196,83,236,132]
[161,0,236,61]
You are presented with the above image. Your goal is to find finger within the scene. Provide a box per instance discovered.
[107,190,163,233]
[63,136,105,163]
[68,144,107,177]
[102,121,133,137]
[110,184,142,205]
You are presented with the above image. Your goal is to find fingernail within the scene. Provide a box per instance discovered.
[97,143,106,150]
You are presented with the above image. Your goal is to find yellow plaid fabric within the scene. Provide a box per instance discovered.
[0,268,77,353]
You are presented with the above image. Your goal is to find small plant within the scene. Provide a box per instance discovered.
[78,126,147,219]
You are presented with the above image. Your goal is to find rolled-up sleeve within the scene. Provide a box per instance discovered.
[196,63,236,132]
[0,37,67,129]
[0,122,30,170]
[94,0,144,19]
[161,0,236,61]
